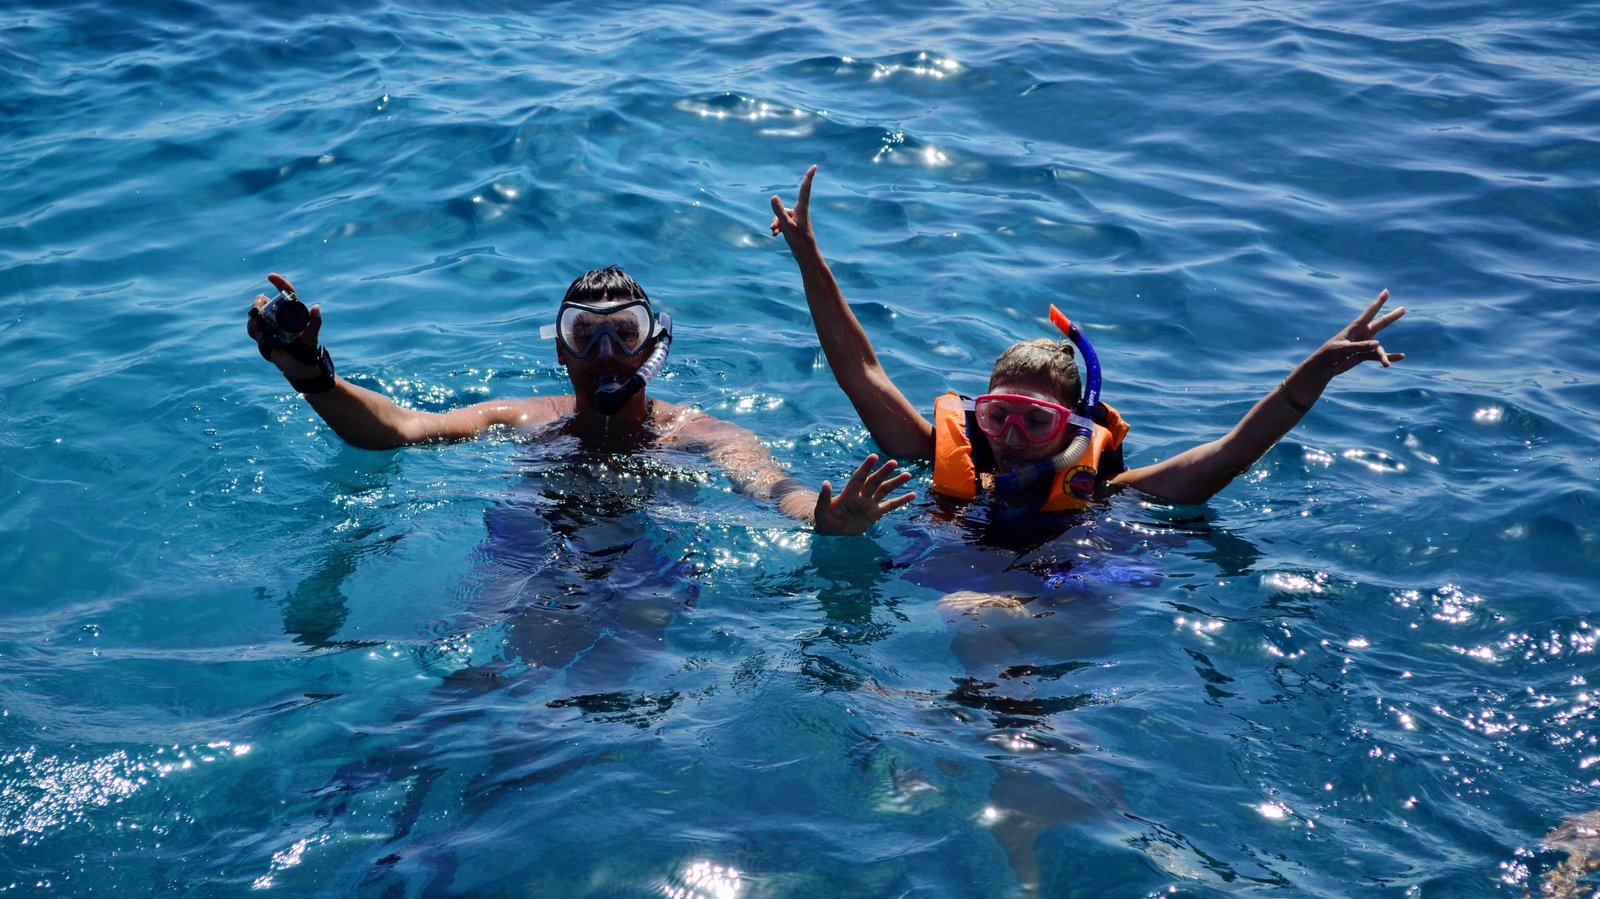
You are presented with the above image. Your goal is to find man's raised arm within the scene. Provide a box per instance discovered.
[247,273,544,449]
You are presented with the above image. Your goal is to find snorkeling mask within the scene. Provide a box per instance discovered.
[992,305,1103,495]
[541,296,673,416]
[973,393,1075,446]
[546,298,659,359]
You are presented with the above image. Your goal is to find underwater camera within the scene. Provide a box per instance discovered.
[258,288,310,344]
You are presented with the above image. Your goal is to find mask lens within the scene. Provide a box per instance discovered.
[556,301,654,357]
[974,395,1069,444]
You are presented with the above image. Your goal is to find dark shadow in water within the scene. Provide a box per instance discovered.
[785,538,913,696]
[271,522,404,648]
[263,453,408,650]
[808,535,906,647]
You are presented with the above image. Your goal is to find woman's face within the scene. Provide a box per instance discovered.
[980,381,1075,470]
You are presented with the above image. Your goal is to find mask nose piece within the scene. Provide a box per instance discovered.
[996,419,1028,447]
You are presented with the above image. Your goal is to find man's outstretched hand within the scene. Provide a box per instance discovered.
[812,453,917,535]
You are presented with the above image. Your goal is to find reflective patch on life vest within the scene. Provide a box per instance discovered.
[1066,464,1097,499]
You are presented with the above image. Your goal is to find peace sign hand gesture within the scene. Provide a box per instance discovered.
[770,164,818,247]
[1308,289,1406,378]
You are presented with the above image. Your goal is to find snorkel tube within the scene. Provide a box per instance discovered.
[993,305,1104,495]
[592,312,672,416]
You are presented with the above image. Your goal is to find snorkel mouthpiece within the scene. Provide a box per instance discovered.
[592,312,672,415]
[993,458,1053,494]
[993,419,1096,495]
[993,306,1104,496]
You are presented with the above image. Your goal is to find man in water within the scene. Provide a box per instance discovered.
[246,266,916,535]
[249,266,924,862]
[769,164,1405,513]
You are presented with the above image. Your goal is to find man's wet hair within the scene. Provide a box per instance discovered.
[988,339,1082,408]
[563,266,649,304]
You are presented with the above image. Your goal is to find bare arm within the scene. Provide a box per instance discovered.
[674,412,916,535]
[1111,290,1406,504]
[303,388,555,449]
[770,166,936,460]
[248,273,560,449]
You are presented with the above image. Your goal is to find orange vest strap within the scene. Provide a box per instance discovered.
[931,392,979,500]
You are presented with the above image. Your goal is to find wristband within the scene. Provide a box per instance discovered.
[280,339,321,367]
[1277,380,1311,414]
[286,347,337,395]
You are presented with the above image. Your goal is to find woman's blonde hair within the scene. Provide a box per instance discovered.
[987,339,1081,406]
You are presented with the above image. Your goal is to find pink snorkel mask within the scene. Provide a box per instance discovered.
[972,393,1074,445]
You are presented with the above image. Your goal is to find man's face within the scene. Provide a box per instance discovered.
[980,380,1075,469]
[554,298,657,387]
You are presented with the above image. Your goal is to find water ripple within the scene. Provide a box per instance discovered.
[4,0,1600,894]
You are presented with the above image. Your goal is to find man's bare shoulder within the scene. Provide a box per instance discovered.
[652,401,754,445]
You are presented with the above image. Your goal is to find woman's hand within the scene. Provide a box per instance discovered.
[1305,288,1406,378]
[769,164,818,246]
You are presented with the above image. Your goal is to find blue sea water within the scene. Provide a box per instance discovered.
[3,0,1599,895]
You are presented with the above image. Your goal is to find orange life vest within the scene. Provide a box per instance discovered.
[931,391,1130,512]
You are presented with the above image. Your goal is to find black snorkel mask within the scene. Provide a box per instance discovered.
[992,305,1103,495]
[541,297,673,416]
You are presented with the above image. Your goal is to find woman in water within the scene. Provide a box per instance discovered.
[768,165,1405,514]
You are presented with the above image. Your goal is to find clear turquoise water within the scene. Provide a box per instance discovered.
[3,1,1598,895]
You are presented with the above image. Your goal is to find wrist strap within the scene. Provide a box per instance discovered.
[281,339,320,367]
[1277,380,1311,414]
[286,347,336,395]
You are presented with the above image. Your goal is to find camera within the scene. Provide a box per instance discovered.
[258,288,310,344]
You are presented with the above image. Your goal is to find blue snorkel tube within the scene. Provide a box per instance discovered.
[592,312,672,416]
[993,304,1103,495]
